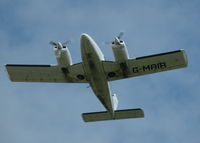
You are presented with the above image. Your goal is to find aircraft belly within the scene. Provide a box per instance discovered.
[82,56,113,112]
[89,75,112,111]
[83,56,112,111]
[81,34,113,113]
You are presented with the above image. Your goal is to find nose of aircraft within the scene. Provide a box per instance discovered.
[81,33,90,42]
[81,33,93,53]
[80,33,105,61]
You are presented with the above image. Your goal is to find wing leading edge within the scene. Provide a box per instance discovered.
[5,63,88,83]
[103,50,188,81]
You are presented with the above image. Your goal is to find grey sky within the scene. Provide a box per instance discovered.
[0,0,199,143]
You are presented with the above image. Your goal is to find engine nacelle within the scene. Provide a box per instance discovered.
[54,42,72,67]
[112,37,129,62]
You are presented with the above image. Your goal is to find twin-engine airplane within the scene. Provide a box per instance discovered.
[5,33,188,122]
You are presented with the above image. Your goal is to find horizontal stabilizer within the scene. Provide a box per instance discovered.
[82,108,144,122]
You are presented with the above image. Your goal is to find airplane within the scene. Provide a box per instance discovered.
[5,33,188,122]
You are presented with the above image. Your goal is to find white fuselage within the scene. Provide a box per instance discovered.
[80,34,114,113]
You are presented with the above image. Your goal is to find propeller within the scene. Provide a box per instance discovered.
[104,32,125,46]
[49,40,72,48]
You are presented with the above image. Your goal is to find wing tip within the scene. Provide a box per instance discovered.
[180,49,188,67]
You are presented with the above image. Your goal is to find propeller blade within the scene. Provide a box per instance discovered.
[103,41,112,46]
[62,40,72,46]
[117,31,124,39]
[50,41,57,46]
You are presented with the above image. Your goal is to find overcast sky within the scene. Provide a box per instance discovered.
[0,0,199,143]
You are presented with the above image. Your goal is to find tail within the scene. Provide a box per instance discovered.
[82,108,144,122]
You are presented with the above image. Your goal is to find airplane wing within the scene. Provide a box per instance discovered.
[103,50,188,81]
[5,63,88,83]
